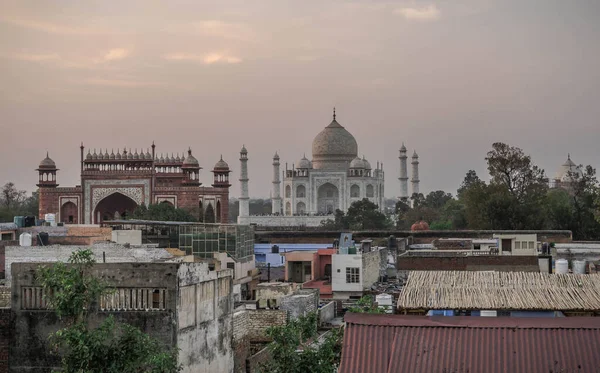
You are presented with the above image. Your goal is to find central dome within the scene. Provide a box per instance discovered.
[311,111,358,170]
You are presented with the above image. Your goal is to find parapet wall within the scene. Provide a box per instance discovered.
[397,255,540,272]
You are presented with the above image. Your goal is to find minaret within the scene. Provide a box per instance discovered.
[239,145,250,218]
[411,150,420,204]
[272,152,282,214]
[399,143,408,201]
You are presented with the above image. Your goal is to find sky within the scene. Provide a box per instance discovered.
[1,0,599,199]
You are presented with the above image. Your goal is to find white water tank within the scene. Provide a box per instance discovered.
[573,260,586,274]
[44,213,56,227]
[555,259,569,274]
[19,233,32,247]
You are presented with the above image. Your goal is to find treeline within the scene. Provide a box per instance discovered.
[0,182,38,222]
[397,143,600,240]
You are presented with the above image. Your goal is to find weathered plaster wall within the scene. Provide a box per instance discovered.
[255,282,296,308]
[319,301,336,325]
[176,263,234,373]
[362,249,387,290]
[280,289,319,320]
[4,244,174,285]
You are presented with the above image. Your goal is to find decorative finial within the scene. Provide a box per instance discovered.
[568,153,571,160]
[333,107,336,120]
[152,141,155,147]
[220,154,223,160]
[46,151,49,158]
[80,142,84,148]
[188,147,192,156]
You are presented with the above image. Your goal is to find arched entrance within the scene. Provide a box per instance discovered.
[94,192,138,223]
[205,203,215,223]
[317,183,339,214]
[216,201,221,223]
[198,201,204,222]
[61,202,78,224]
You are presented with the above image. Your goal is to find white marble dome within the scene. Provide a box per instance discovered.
[555,155,582,182]
[311,115,358,169]
[297,155,312,169]
[349,157,365,169]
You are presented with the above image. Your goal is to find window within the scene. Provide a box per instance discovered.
[285,185,291,198]
[528,241,535,249]
[350,185,360,198]
[346,267,360,283]
[515,241,521,250]
[296,185,306,198]
[366,185,374,197]
[227,262,235,278]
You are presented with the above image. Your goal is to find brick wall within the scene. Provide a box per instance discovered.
[0,308,10,373]
[397,255,540,272]
[0,241,17,280]
[67,226,112,239]
[280,289,319,320]
[233,309,287,343]
[0,288,9,308]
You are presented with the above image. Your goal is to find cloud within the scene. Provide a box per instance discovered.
[102,48,129,61]
[12,53,60,62]
[394,5,441,21]
[82,78,162,87]
[190,20,256,42]
[0,16,109,35]
[163,52,242,65]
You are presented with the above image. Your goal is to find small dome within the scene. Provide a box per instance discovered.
[273,151,280,160]
[362,156,371,170]
[86,150,92,160]
[115,150,122,160]
[412,150,419,159]
[104,149,109,159]
[214,155,229,170]
[127,150,133,159]
[145,150,152,159]
[133,149,140,160]
[349,157,365,169]
[400,143,407,152]
[159,154,165,163]
[411,220,429,232]
[92,149,98,160]
[38,152,56,169]
[182,149,199,167]
[297,154,312,169]
[109,150,115,160]
[240,145,248,154]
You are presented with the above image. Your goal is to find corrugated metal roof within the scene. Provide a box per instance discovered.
[339,313,600,373]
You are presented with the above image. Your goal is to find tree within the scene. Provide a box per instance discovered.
[320,209,348,230]
[457,170,481,198]
[564,165,600,240]
[345,199,390,230]
[131,203,197,222]
[423,190,453,210]
[260,312,343,373]
[36,250,181,373]
[1,182,26,209]
[347,295,386,314]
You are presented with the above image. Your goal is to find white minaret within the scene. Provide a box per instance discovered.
[399,143,409,200]
[411,150,420,204]
[239,145,249,218]
[271,152,282,214]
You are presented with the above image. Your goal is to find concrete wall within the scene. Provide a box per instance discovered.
[255,230,572,244]
[176,263,234,373]
[319,301,336,325]
[397,255,541,272]
[0,241,17,280]
[4,243,174,285]
[10,262,180,373]
[361,249,386,290]
[233,309,287,342]
[239,215,328,227]
[280,289,319,320]
[214,252,255,285]
[0,307,9,373]
[255,282,296,308]
[493,233,537,255]
[283,251,318,282]
[331,254,362,293]
[111,230,142,245]
[0,288,9,308]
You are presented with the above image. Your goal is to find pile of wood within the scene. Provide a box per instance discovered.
[397,270,600,311]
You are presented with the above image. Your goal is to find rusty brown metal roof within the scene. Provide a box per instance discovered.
[339,313,600,373]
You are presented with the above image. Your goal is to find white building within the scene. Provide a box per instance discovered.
[550,154,583,190]
[492,233,538,255]
[331,245,386,299]
[238,109,413,227]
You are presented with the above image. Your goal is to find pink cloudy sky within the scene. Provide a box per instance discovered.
[1,0,599,198]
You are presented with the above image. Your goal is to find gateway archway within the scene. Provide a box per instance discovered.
[94,192,138,223]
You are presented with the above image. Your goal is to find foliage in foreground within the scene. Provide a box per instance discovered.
[131,203,197,222]
[260,312,343,373]
[36,249,181,373]
[347,295,386,314]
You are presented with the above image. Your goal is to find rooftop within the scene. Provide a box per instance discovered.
[398,270,600,311]
[339,313,600,373]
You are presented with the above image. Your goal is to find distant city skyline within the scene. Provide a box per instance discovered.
[1,0,599,199]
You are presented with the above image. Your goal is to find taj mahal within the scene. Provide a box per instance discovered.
[237,109,420,227]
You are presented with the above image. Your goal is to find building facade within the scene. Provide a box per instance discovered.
[238,110,395,227]
[37,144,232,224]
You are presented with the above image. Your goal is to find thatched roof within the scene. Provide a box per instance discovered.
[397,270,600,311]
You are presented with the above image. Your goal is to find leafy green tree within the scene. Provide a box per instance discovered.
[261,312,343,373]
[345,199,390,230]
[348,295,386,314]
[0,182,39,222]
[564,165,600,239]
[131,203,197,222]
[320,209,348,230]
[546,188,574,230]
[36,250,181,373]
[423,190,453,210]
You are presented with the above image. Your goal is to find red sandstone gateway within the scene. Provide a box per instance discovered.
[37,143,231,224]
